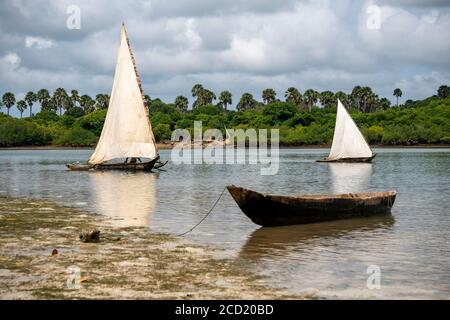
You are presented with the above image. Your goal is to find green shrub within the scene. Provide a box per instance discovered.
[153,123,172,142]
[53,126,98,147]
[64,106,85,118]
[77,109,107,136]
[193,104,222,115]
[34,110,59,122]
[364,125,384,143]
[0,118,52,147]
[263,102,297,125]
[151,112,175,129]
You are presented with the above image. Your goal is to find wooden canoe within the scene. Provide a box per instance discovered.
[67,156,160,171]
[317,153,376,163]
[227,185,396,227]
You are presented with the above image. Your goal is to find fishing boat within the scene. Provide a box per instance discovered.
[67,24,166,171]
[227,185,396,227]
[317,99,375,162]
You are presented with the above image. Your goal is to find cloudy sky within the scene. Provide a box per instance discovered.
[1,0,450,115]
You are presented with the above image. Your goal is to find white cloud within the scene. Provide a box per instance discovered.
[165,18,202,50]
[395,71,450,99]
[24,36,55,49]
[223,36,270,70]
[0,0,449,113]
[420,9,440,24]
[358,2,450,67]
[1,53,21,69]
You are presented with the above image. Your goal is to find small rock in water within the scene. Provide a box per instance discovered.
[51,248,58,256]
[79,230,101,243]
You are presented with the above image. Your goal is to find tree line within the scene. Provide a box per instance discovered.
[0,84,449,147]
[170,84,403,113]
[3,84,449,118]
[0,88,110,118]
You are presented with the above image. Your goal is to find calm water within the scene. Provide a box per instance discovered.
[0,148,449,299]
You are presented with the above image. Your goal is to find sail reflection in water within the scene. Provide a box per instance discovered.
[89,172,157,227]
[329,163,372,194]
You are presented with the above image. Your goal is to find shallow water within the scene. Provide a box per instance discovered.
[0,148,449,299]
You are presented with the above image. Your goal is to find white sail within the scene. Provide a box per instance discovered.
[327,99,372,160]
[89,25,157,164]
[224,127,231,145]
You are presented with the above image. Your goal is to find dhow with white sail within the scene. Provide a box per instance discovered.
[67,24,166,171]
[318,99,375,162]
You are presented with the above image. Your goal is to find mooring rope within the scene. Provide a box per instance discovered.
[177,186,227,237]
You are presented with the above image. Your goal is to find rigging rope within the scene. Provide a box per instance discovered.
[177,186,227,237]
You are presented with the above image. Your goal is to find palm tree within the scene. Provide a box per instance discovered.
[191,84,204,98]
[366,92,379,113]
[379,97,391,110]
[63,95,73,114]
[37,89,51,111]
[303,89,319,112]
[334,91,349,106]
[193,87,216,108]
[2,92,16,116]
[393,88,402,106]
[201,89,216,106]
[95,94,110,109]
[191,84,206,109]
[350,85,363,111]
[237,93,255,111]
[437,85,450,99]
[80,95,95,113]
[174,95,189,113]
[262,88,276,104]
[319,91,335,108]
[71,90,80,107]
[359,86,373,112]
[24,91,37,117]
[16,100,27,118]
[284,87,304,109]
[218,90,232,111]
[53,88,70,115]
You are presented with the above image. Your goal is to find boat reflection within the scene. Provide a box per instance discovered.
[239,215,394,260]
[89,171,157,227]
[329,163,373,194]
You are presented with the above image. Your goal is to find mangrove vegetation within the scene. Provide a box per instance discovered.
[0,85,449,147]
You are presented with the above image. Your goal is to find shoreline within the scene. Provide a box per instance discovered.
[0,195,300,299]
[1,143,450,151]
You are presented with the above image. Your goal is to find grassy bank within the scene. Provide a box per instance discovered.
[0,196,301,299]
[1,96,449,148]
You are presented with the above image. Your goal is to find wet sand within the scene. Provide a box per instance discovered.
[0,196,300,300]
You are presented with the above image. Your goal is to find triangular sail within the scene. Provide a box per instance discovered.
[327,99,372,160]
[224,127,231,145]
[89,25,157,164]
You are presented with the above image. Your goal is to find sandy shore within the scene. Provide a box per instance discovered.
[0,196,301,300]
